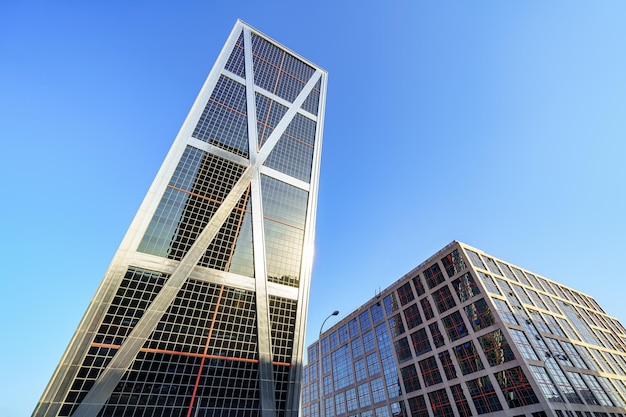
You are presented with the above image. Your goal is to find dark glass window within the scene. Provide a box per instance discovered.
[397,282,415,306]
[424,263,446,289]
[439,350,458,380]
[429,389,455,417]
[413,275,426,296]
[421,297,435,320]
[433,285,457,314]
[495,367,539,408]
[403,304,423,329]
[408,394,429,417]
[453,272,481,302]
[466,376,503,414]
[419,356,443,387]
[429,322,446,348]
[442,311,468,341]
[394,337,412,362]
[464,299,496,332]
[478,329,515,366]
[441,249,467,278]
[388,314,405,338]
[450,384,473,417]
[411,328,432,357]
[400,364,421,393]
[454,341,485,375]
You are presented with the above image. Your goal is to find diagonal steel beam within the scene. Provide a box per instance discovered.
[71,32,322,417]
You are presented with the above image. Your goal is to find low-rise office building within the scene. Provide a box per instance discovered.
[302,241,626,417]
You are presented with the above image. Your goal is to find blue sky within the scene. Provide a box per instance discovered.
[2,1,626,415]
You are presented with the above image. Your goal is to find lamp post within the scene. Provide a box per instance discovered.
[318,310,339,417]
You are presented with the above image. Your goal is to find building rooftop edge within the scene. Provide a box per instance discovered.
[236,19,328,74]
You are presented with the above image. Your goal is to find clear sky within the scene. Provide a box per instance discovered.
[2,1,626,415]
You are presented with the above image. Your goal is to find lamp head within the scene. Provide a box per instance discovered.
[332,310,339,316]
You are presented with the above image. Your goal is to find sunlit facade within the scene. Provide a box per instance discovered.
[302,241,626,417]
[34,20,327,417]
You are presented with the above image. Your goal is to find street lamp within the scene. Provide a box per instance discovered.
[318,310,339,417]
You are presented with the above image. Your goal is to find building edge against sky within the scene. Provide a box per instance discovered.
[34,20,327,417]
[302,241,626,417]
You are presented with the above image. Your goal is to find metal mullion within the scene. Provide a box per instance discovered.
[244,26,277,417]
[285,69,327,417]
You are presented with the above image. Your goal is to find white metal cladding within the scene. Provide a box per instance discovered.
[34,20,327,417]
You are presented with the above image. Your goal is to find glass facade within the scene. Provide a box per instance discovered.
[302,242,626,417]
[34,20,327,417]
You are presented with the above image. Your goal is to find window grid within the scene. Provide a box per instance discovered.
[424,263,446,289]
[94,268,168,347]
[484,257,502,276]
[466,376,503,415]
[383,293,399,315]
[371,377,386,403]
[442,311,469,342]
[529,365,564,403]
[441,249,467,278]
[509,329,539,361]
[433,285,457,314]
[429,322,446,348]
[454,341,485,376]
[465,249,486,269]
[453,272,481,302]
[358,382,372,408]
[389,314,405,338]
[429,388,455,417]
[419,356,443,387]
[397,282,415,306]
[400,364,422,393]
[408,394,429,417]
[478,329,515,367]
[394,337,412,363]
[494,366,539,408]
[421,297,435,321]
[464,298,496,332]
[413,275,426,296]
[411,328,432,358]
[477,272,501,295]
[193,76,249,157]
[269,296,296,363]
[403,303,423,330]
[439,350,458,381]
[450,384,473,417]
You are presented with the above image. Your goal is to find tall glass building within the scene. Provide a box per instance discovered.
[302,241,626,417]
[34,20,327,417]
